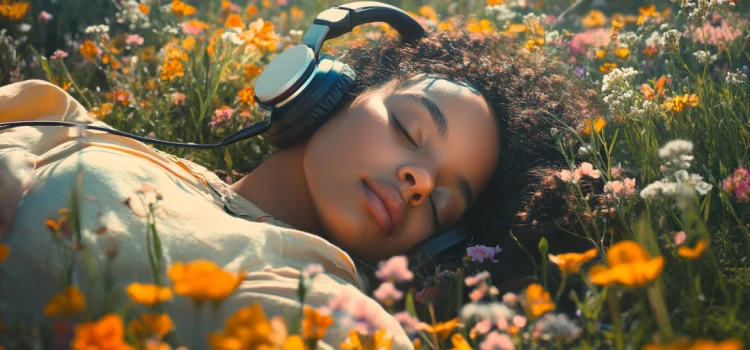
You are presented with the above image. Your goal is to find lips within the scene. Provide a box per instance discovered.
[363,178,406,237]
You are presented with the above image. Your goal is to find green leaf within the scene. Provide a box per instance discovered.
[224,148,233,170]
[405,289,418,317]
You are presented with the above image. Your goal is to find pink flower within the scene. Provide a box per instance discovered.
[126,34,144,46]
[568,28,611,56]
[674,231,687,246]
[512,315,527,328]
[393,312,420,335]
[685,12,747,51]
[373,282,403,304]
[464,271,490,287]
[472,319,492,336]
[496,316,509,331]
[277,0,288,6]
[171,92,186,106]
[573,162,601,182]
[39,11,53,22]
[604,180,635,201]
[610,163,623,178]
[558,169,574,183]
[50,50,69,60]
[182,21,206,36]
[466,245,502,263]
[723,164,750,201]
[502,292,518,305]
[210,106,235,128]
[480,331,515,350]
[623,178,636,196]
[374,255,414,282]
[469,283,488,302]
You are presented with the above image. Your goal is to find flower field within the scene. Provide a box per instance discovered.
[1,0,750,349]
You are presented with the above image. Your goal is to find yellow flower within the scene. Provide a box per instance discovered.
[80,40,99,62]
[504,23,527,34]
[182,36,197,51]
[642,337,692,350]
[637,5,659,25]
[451,333,472,350]
[599,62,617,74]
[301,305,333,342]
[595,49,606,59]
[159,60,184,81]
[614,47,630,59]
[236,86,256,106]
[341,329,392,350]
[171,0,196,16]
[166,46,188,61]
[209,303,288,350]
[44,286,87,317]
[488,0,503,5]
[548,248,598,277]
[416,318,459,341]
[89,103,114,119]
[128,313,174,339]
[644,337,743,350]
[664,94,699,113]
[290,7,305,21]
[225,14,243,28]
[524,38,545,51]
[582,10,606,28]
[71,313,134,350]
[0,0,30,21]
[582,116,607,137]
[284,335,308,350]
[243,63,263,82]
[419,5,438,22]
[167,260,244,303]
[438,21,454,31]
[138,3,150,15]
[611,19,624,31]
[523,283,555,319]
[589,240,664,288]
[467,18,493,33]
[0,244,9,262]
[678,239,708,260]
[126,283,173,307]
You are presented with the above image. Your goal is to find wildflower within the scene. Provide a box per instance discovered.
[573,162,601,182]
[673,231,687,246]
[89,103,114,119]
[414,285,440,304]
[225,14,243,28]
[126,34,144,46]
[0,0,31,20]
[465,271,491,287]
[451,333,472,350]
[599,62,617,73]
[39,11,53,22]
[416,318,459,341]
[80,40,100,62]
[595,49,606,59]
[373,282,403,306]
[637,5,660,25]
[221,31,244,45]
[664,94,699,113]
[522,283,555,319]
[159,60,184,81]
[341,329,393,350]
[467,18,493,33]
[725,69,747,86]
[44,286,87,317]
[126,283,173,307]
[182,19,209,35]
[302,263,324,279]
[569,28,612,56]
[548,248,598,277]
[243,63,263,82]
[138,3,150,15]
[393,312,420,335]
[531,313,583,342]
[239,18,281,52]
[171,0,196,16]
[693,50,717,65]
[660,29,680,52]
[466,245,502,262]
[51,50,69,61]
[209,303,289,350]
[167,260,245,303]
[374,255,414,282]
[588,240,664,288]
[246,4,259,16]
[290,6,305,21]
[171,92,186,106]
[614,47,630,59]
[678,239,708,260]
[71,314,133,350]
[723,164,750,201]
[480,331,514,350]
[582,10,606,28]
[128,313,173,339]
[582,116,607,136]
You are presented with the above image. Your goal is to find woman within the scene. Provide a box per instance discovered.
[0,13,600,350]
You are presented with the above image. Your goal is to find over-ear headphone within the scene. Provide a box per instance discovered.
[0,1,472,259]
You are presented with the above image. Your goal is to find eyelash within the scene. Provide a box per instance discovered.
[391,111,441,230]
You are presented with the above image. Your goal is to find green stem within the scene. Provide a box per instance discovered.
[606,289,624,350]
[555,275,568,303]
[647,282,674,343]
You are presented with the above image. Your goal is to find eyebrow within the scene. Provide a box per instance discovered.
[393,89,473,217]
[395,90,448,140]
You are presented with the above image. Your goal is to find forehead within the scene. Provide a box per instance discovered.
[396,74,500,204]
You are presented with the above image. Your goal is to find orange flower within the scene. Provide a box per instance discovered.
[341,329,393,350]
[614,47,630,59]
[89,103,114,119]
[582,10,606,28]
[418,5,438,22]
[524,37,545,51]
[664,94,699,113]
[595,49,606,59]
[225,14,243,28]
[488,0,503,5]
[182,36,197,51]
[243,63,263,82]
[44,286,87,317]
[209,303,288,350]
[0,244,9,262]
[0,0,30,21]
[302,305,333,341]
[236,86,255,105]
[588,240,664,288]
[238,18,280,52]
[80,40,99,62]
[126,283,173,307]
[71,314,134,350]
[548,248,598,276]
[171,0,196,16]
[159,60,184,81]
[678,239,708,260]
[128,313,174,339]
[438,21,454,31]
[290,7,304,21]
[523,283,555,319]
[599,62,617,73]
[138,3,150,15]
[644,46,659,56]
[505,23,527,34]
[467,18,493,33]
[582,116,607,136]
[451,333,472,350]
[246,4,259,16]
[167,260,244,303]
[416,318,459,341]
[637,5,660,25]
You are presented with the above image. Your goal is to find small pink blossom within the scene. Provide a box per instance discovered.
[182,21,206,36]
[50,50,69,61]
[512,315,527,328]
[496,316,509,331]
[559,169,574,183]
[469,283,488,302]
[466,245,502,263]
[39,11,53,22]
[464,271,490,287]
[610,162,623,178]
[171,92,186,106]
[480,331,515,350]
[277,0,288,5]
[574,162,601,182]
[472,319,492,336]
[674,231,687,246]
[375,255,414,282]
[210,106,234,128]
[126,34,144,46]
[723,164,750,201]
[502,292,518,305]
[393,312,420,335]
[373,282,403,304]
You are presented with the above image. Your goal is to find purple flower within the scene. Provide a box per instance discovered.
[375,255,413,282]
[574,66,586,79]
[50,50,68,61]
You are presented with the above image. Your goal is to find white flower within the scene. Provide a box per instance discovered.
[17,23,31,32]
[640,181,677,200]
[660,29,681,51]
[221,31,244,45]
[658,140,693,160]
[725,69,747,86]
[693,50,717,65]
[85,24,110,34]
[545,30,560,44]
[602,67,639,93]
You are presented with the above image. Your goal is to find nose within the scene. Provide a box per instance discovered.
[398,165,436,207]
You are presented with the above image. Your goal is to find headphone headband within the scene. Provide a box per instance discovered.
[302,1,426,55]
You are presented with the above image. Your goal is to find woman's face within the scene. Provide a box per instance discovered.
[303,73,500,262]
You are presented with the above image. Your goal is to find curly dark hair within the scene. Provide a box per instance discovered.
[325,19,605,316]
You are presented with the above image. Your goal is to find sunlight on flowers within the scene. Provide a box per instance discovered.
[548,248,599,277]
[522,283,555,319]
[302,305,334,342]
[71,313,134,350]
[677,239,708,260]
[128,313,174,340]
[167,260,244,303]
[0,0,30,21]
[126,283,173,307]
[416,318,459,341]
[588,240,664,288]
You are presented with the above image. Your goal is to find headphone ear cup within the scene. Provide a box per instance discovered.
[269,62,357,148]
